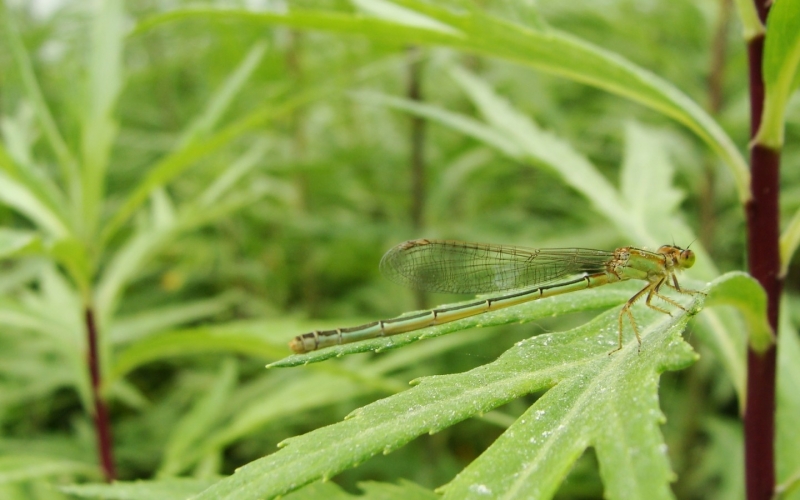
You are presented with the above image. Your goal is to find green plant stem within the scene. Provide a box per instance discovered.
[743,1,780,499]
[85,306,116,481]
[407,46,426,232]
[700,0,733,254]
[407,46,428,311]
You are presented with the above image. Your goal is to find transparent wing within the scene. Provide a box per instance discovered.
[379,239,614,294]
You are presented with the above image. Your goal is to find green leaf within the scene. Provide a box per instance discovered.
[168,370,379,475]
[95,172,279,325]
[196,141,269,208]
[732,0,766,40]
[135,5,749,202]
[439,324,695,500]
[0,328,80,410]
[48,236,93,294]
[356,480,439,500]
[79,0,124,237]
[206,330,523,476]
[777,299,800,500]
[100,91,319,244]
[0,107,70,217]
[0,295,74,343]
[60,478,218,500]
[754,0,800,148]
[110,293,241,344]
[1,4,79,185]
[280,481,353,499]
[620,123,684,239]
[688,418,744,500]
[0,258,40,294]
[0,262,84,352]
[0,228,40,259]
[0,170,69,238]
[196,296,701,500]
[173,330,503,473]
[0,455,96,484]
[179,42,269,146]
[351,0,460,34]
[109,324,286,388]
[158,359,238,478]
[62,478,437,500]
[688,272,775,410]
[704,271,773,354]
[358,73,717,279]
[361,86,646,242]
[94,217,171,323]
[780,207,800,277]
[448,66,638,238]
[693,309,747,412]
[354,90,522,156]
[617,122,717,280]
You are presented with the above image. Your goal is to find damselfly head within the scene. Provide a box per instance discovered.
[657,245,696,270]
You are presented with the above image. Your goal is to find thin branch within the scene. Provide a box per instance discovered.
[86,306,116,481]
[407,46,428,311]
[700,0,733,254]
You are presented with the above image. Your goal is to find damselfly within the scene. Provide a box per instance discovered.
[290,239,700,354]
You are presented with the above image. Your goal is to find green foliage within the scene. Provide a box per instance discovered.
[705,272,772,353]
[139,1,750,202]
[777,305,800,499]
[62,478,437,500]
[203,292,705,500]
[60,478,219,500]
[756,0,800,148]
[1,1,800,499]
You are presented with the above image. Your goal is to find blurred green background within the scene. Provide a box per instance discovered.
[1,0,798,498]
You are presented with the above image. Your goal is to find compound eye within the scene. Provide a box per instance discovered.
[680,249,696,268]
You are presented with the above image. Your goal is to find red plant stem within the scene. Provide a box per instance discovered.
[745,148,780,500]
[743,1,779,499]
[85,307,116,481]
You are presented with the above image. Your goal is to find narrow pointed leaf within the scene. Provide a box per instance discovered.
[136,5,749,201]
[196,291,703,500]
[754,0,800,148]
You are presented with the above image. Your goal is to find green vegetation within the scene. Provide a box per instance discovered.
[0,1,798,499]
